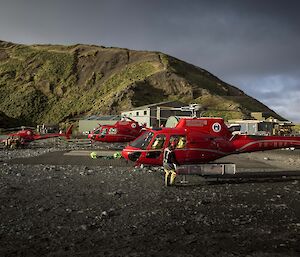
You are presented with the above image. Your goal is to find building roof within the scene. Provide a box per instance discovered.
[124,100,186,111]
[85,115,120,120]
[228,119,273,124]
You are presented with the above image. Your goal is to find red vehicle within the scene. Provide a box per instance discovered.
[122,117,300,166]
[1,125,73,147]
[88,117,146,143]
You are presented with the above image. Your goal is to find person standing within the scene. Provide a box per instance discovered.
[163,140,179,186]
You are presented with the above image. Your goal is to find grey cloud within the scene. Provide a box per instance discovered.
[0,0,299,121]
[231,75,300,122]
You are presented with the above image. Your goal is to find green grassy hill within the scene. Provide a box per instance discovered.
[293,124,300,133]
[0,40,284,127]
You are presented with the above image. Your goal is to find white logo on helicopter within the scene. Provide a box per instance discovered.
[212,123,221,132]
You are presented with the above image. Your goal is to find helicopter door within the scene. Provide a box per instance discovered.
[146,135,166,159]
[169,135,188,162]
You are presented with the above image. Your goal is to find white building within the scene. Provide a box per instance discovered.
[121,101,191,128]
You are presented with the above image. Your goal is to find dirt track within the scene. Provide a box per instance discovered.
[0,146,300,256]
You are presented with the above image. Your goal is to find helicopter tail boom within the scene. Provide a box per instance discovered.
[232,135,300,153]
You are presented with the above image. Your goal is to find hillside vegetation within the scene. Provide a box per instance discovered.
[0,40,283,127]
[293,124,300,133]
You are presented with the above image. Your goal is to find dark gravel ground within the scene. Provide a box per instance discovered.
[0,144,300,257]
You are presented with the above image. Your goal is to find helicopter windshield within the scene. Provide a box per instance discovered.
[93,128,101,135]
[130,131,154,150]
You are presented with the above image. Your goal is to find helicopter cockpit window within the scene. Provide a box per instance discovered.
[130,131,154,150]
[108,128,117,134]
[169,135,186,149]
[176,136,186,149]
[101,128,108,136]
[151,135,166,149]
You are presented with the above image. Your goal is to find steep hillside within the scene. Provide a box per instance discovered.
[0,40,283,126]
[0,110,18,128]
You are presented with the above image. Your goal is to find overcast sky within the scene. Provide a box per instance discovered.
[1,0,299,122]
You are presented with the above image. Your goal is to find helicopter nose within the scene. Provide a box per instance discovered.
[121,149,129,160]
[122,148,142,162]
[88,134,94,140]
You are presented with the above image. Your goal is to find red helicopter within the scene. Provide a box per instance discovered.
[88,117,147,143]
[1,125,73,147]
[122,117,300,166]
